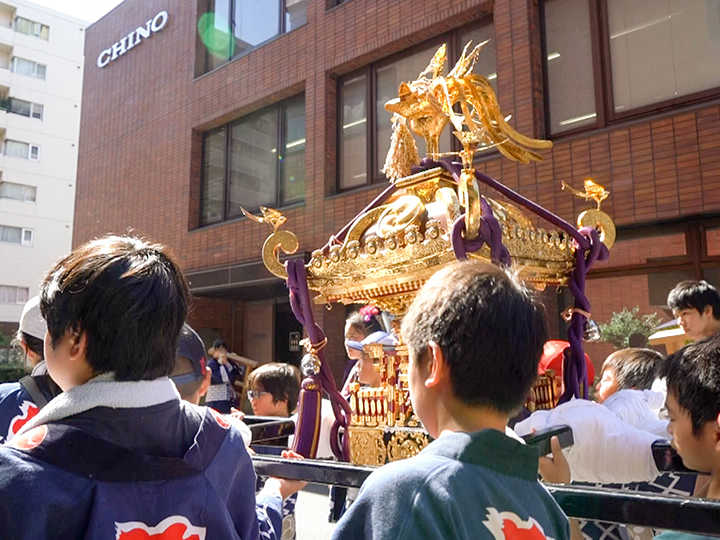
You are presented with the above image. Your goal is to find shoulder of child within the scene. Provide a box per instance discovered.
[333,453,458,540]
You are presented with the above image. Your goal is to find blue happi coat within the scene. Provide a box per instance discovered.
[0,406,282,539]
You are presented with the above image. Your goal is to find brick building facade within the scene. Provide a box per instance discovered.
[75,0,720,381]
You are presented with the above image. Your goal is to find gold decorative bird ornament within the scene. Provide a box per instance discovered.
[240,206,287,233]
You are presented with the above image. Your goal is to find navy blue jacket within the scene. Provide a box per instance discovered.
[0,403,282,539]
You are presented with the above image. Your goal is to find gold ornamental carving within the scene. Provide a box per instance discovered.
[349,427,387,466]
[388,431,431,462]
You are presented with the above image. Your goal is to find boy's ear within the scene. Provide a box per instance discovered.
[69,330,88,362]
[425,341,449,389]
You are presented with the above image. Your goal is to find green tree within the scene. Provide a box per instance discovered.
[598,307,662,349]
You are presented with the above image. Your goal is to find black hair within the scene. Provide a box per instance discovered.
[18,331,44,360]
[602,348,663,391]
[247,362,301,414]
[401,261,547,413]
[667,280,720,320]
[212,339,228,351]
[39,235,189,381]
[346,310,383,337]
[663,335,720,435]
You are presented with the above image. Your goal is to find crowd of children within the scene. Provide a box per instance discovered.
[0,235,719,539]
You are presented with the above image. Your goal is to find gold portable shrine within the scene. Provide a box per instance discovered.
[247,41,615,465]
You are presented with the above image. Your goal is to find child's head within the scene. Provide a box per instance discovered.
[668,280,720,340]
[172,324,211,405]
[246,362,301,417]
[345,308,383,359]
[662,336,720,473]
[596,348,663,403]
[16,296,46,367]
[39,235,189,390]
[212,339,228,359]
[401,261,547,436]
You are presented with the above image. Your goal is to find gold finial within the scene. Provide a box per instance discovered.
[240,206,287,233]
[561,179,610,211]
[383,40,552,173]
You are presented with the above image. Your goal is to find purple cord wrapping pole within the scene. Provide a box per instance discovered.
[559,226,609,402]
[450,197,511,266]
[286,259,353,461]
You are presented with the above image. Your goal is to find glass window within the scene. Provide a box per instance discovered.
[0,182,36,202]
[707,227,720,257]
[608,0,720,113]
[0,225,22,244]
[228,107,279,218]
[543,0,597,134]
[198,0,233,71]
[11,57,46,79]
[4,140,30,158]
[15,17,49,39]
[339,73,368,190]
[201,128,226,226]
[29,145,40,160]
[0,286,29,304]
[233,0,280,57]
[197,0,305,74]
[199,96,305,226]
[31,103,43,119]
[285,0,307,32]
[282,96,306,205]
[9,98,31,117]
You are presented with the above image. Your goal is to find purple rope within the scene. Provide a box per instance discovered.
[559,227,609,402]
[286,259,353,461]
[450,197,511,266]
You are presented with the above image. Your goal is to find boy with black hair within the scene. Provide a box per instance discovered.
[654,335,720,540]
[247,362,301,417]
[333,261,569,540]
[0,236,300,539]
[667,280,720,341]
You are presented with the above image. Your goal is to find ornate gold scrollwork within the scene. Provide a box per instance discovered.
[388,431,431,462]
[349,427,387,466]
[262,230,299,279]
[377,195,426,239]
[458,169,481,240]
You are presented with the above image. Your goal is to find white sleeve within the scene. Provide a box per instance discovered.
[517,399,661,484]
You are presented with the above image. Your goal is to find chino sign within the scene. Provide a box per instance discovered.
[97,11,169,68]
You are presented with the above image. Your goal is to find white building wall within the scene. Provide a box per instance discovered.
[0,0,84,327]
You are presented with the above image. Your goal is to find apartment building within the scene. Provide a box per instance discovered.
[75,0,720,378]
[0,0,84,335]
